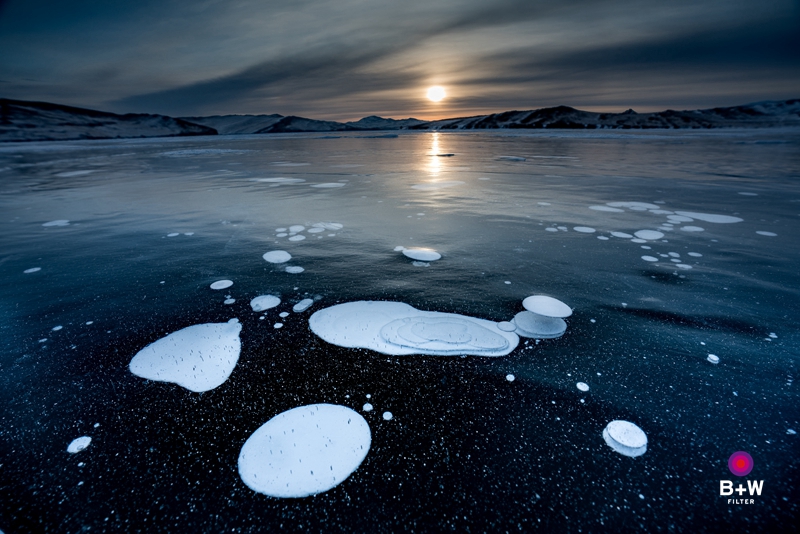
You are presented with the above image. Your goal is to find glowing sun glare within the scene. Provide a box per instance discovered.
[426,86,446,102]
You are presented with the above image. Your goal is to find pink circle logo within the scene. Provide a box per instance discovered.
[728,451,753,477]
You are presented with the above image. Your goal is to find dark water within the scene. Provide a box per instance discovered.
[0,130,798,532]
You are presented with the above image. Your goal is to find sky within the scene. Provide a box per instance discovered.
[0,0,798,121]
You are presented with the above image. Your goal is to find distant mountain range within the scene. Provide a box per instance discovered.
[1,97,798,142]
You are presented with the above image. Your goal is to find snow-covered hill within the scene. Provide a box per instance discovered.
[411,100,800,130]
[180,114,284,135]
[345,116,425,129]
[0,99,216,142]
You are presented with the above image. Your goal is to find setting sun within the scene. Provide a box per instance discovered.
[426,86,446,102]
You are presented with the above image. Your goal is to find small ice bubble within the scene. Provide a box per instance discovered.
[630,238,647,243]
[363,403,373,412]
[506,374,515,382]
[184,232,194,236]
[393,246,405,251]
[590,319,596,323]
[276,228,287,232]
[288,235,306,241]
[621,303,627,307]
[366,394,371,399]
[307,227,324,233]
[43,220,70,227]
[279,312,289,318]
[611,232,633,239]
[589,205,625,212]
[224,298,236,305]
[210,280,234,290]
[769,333,777,338]
[756,231,777,237]
[263,250,291,263]
[640,246,651,250]
[167,233,179,237]
[383,412,393,421]
[504,281,511,284]
[85,321,93,325]
[276,233,288,237]
[293,299,314,313]
[681,226,704,232]
[402,248,441,261]
[38,338,47,343]
[573,226,596,233]
[597,236,609,240]
[641,256,658,262]
[707,354,719,364]
[289,225,306,233]
[522,295,572,318]
[67,436,92,454]
[675,264,692,270]
[557,226,567,231]
[285,266,305,274]
[24,267,41,273]
[788,429,796,435]
[497,321,516,332]
[52,325,63,331]
[639,494,645,500]
[412,261,430,267]
[670,259,681,263]
[668,252,680,258]
[688,252,702,257]
[602,420,647,457]
[251,295,281,312]
[311,182,347,188]
[545,227,558,232]
[634,230,664,240]
[274,323,283,329]
[576,382,589,392]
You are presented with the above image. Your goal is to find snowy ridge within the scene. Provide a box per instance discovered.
[0,98,216,142]
[411,100,800,130]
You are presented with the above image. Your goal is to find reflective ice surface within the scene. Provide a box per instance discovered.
[1,129,798,531]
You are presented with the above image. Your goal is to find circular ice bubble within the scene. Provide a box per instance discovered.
[611,232,633,239]
[238,404,370,498]
[589,205,624,212]
[289,225,305,233]
[402,248,441,262]
[293,299,314,313]
[24,267,41,273]
[634,230,664,240]
[707,354,719,364]
[67,436,92,453]
[522,295,572,318]
[210,280,234,290]
[363,403,373,412]
[285,266,305,274]
[576,382,589,392]
[251,295,281,312]
[641,256,658,262]
[288,235,306,241]
[274,323,283,328]
[279,312,289,318]
[263,251,292,264]
[224,298,236,305]
[681,226,704,232]
[497,321,516,332]
[756,231,777,237]
[673,211,743,224]
[313,223,344,231]
[603,420,647,457]
[43,220,70,227]
[573,226,596,233]
[513,311,567,339]
[383,412,393,421]
[688,252,702,257]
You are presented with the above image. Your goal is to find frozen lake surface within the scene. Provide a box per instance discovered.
[1,129,798,531]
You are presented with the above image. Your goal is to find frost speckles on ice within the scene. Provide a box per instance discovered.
[309,301,519,357]
[43,220,70,227]
[129,319,242,393]
[238,404,370,498]
[210,280,234,290]
[67,436,92,453]
[293,299,314,313]
[263,250,292,264]
[251,295,281,312]
[603,420,647,457]
[401,247,441,262]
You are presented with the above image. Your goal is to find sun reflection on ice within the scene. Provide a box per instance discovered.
[428,132,441,177]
